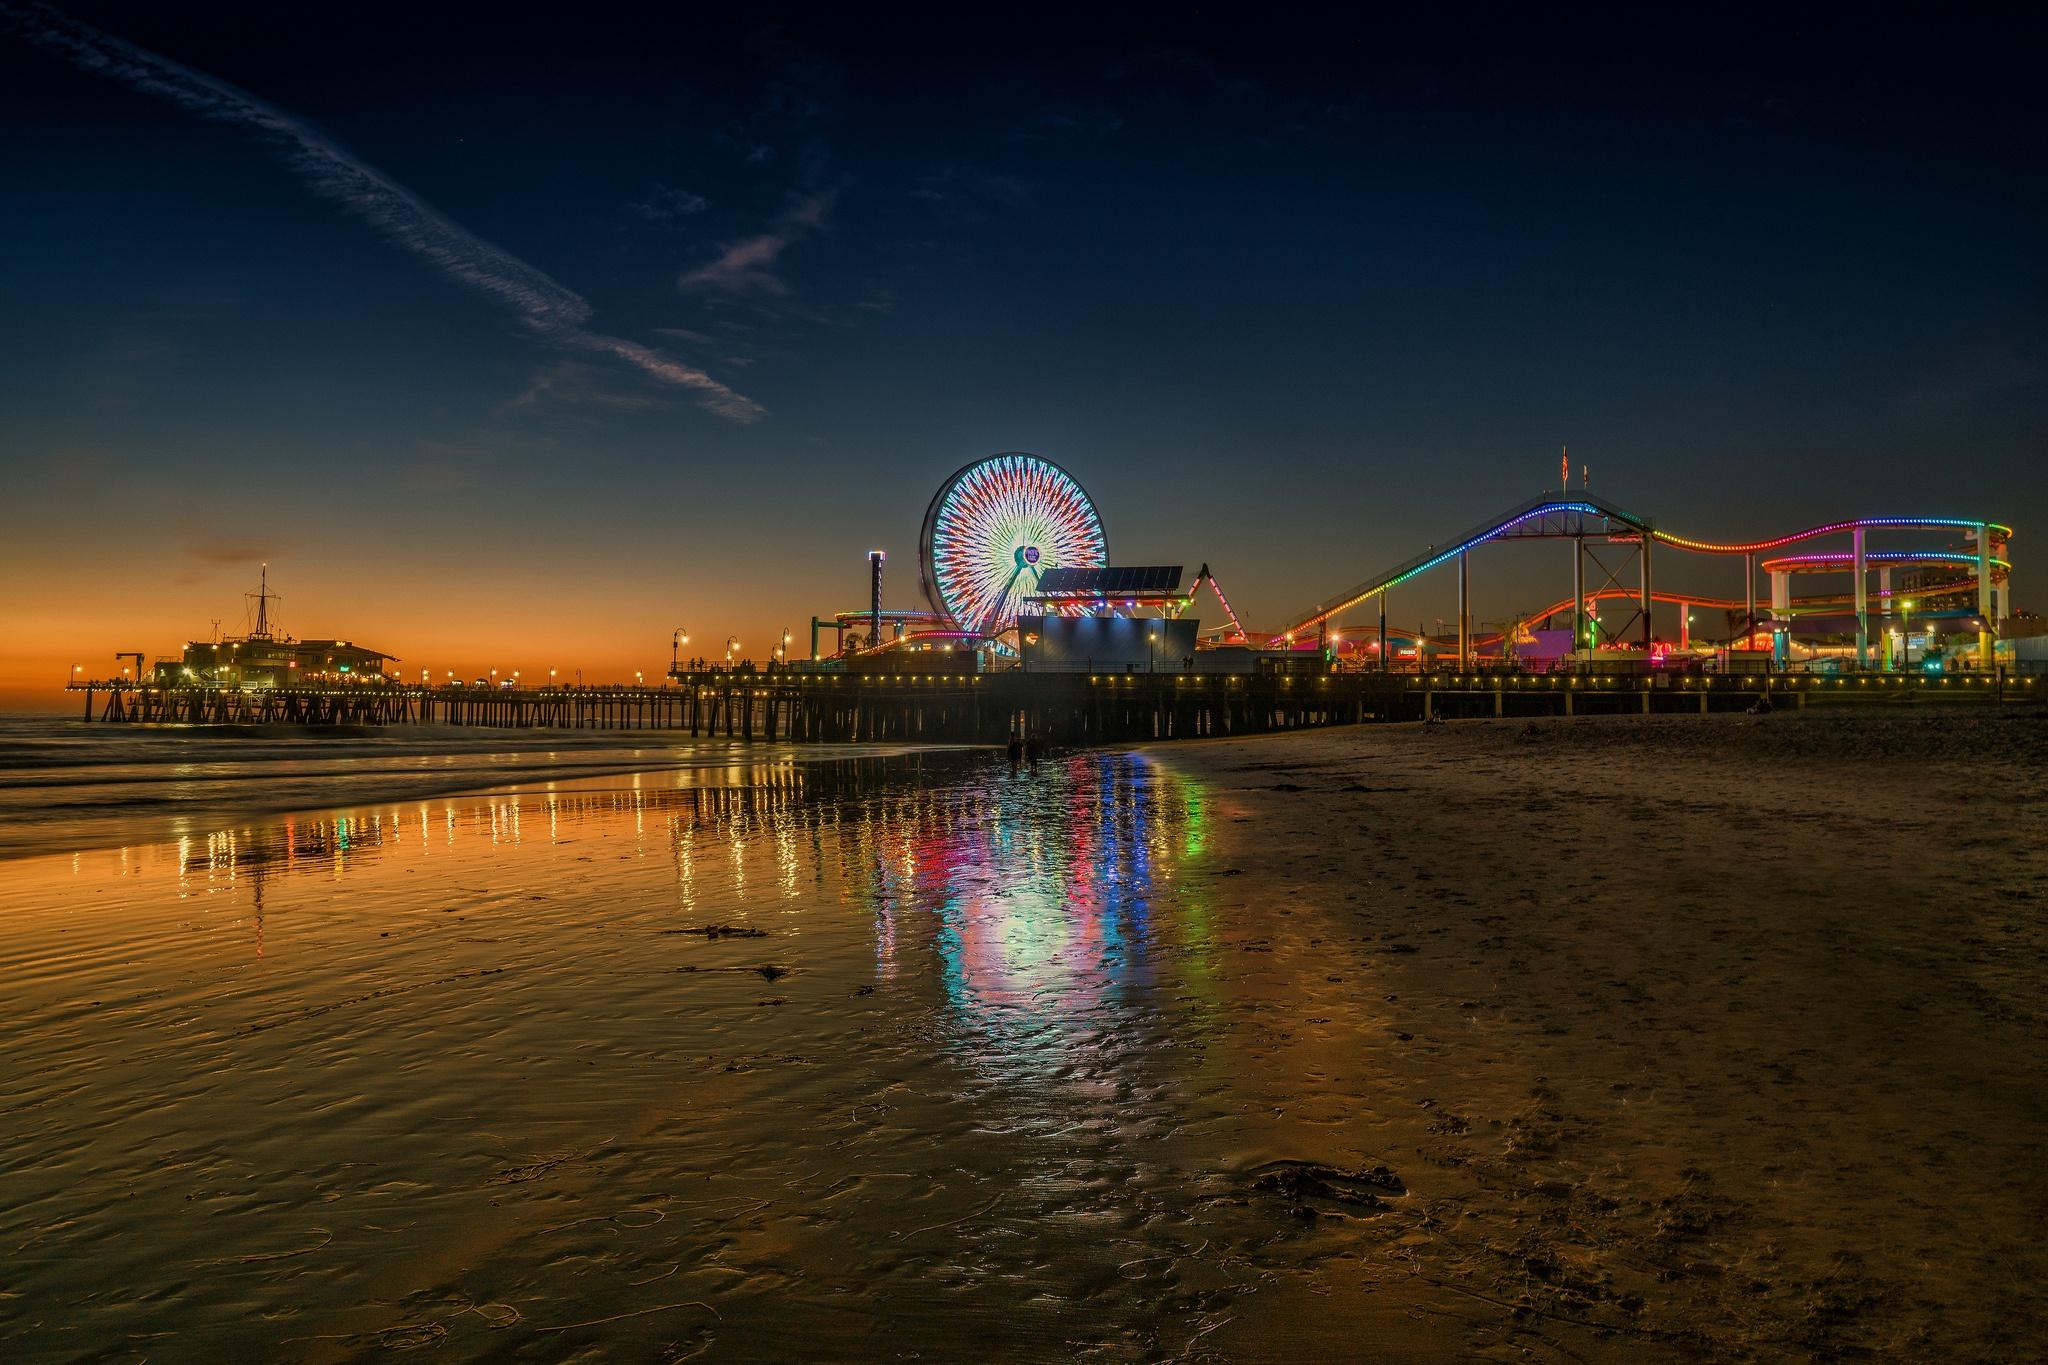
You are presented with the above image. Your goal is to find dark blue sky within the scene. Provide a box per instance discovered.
[2,3,2042,692]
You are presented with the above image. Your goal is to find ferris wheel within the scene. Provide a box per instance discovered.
[919,453,1108,636]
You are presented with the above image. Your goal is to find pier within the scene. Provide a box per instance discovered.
[65,668,2037,741]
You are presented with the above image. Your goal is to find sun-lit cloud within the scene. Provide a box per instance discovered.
[4,1,765,424]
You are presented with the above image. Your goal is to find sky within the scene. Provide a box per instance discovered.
[2,3,2043,706]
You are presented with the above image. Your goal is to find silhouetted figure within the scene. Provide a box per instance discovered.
[1024,734,1040,762]
[1007,731,1024,763]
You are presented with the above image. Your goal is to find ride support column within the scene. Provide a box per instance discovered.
[1640,535,1653,653]
[1854,527,1869,668]
[1978,522,1995,670]
[1457,551,1470,670]
[1745,553,1757,656]
[1770,570,1791,668]
[1881,567,1894,670]
[1572,536,1585,661]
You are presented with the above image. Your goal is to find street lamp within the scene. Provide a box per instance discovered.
[635,670,644,686]
[726,635,740,664]
[1148,621,1161,673]
[1901,600,1914,670]
[672,627,690,674]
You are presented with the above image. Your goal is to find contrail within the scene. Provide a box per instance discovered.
[3,2,765,423]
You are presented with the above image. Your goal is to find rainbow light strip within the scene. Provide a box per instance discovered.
[1654,517,2011,555]
[1759,550,2011,572]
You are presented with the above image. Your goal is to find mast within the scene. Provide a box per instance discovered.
[246,562,281,641]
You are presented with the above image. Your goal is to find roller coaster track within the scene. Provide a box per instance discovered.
[1279,491,2012,639]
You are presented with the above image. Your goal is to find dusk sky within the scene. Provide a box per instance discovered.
[3,4,2042,705]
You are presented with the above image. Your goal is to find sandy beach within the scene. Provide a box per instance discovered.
[1,712,2042,1361]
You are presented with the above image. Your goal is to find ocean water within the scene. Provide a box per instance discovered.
[0,715,938,861]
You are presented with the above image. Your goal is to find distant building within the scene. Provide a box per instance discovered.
[149,565,396,688]
[159,637,396,688]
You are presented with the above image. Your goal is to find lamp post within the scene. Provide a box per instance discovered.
[1148,622,1160,674]
[672,627,690,675]
[726,635,740,665]
[1900,601,1914,671]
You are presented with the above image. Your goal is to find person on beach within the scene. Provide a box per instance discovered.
[1007,731,1023,763]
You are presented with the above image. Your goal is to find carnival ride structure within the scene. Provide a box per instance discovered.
[1277,491,2013,671]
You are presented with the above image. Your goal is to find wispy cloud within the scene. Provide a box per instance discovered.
[4,2,764,424]
[631,182,709,224]
[679,191,834,296]
[507,359,673,414]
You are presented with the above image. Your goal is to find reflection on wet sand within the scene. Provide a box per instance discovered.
[3,750,1352,1362]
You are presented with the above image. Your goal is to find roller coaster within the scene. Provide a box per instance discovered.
[1278,491,2014,672]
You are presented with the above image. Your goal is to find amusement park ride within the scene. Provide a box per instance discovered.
[823,453,2016,675]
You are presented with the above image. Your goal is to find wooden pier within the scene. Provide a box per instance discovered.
[64,668,2036,741]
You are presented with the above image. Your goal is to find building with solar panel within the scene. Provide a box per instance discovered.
[1018,566,1212,673]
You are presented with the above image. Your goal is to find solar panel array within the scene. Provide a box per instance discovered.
[1032,565,1184,596]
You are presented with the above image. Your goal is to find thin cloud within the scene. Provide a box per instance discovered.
[680,191,834,296]
[631,182,709,224]
[4,2,764,424]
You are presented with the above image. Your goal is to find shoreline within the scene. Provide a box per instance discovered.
[0,721,977,863]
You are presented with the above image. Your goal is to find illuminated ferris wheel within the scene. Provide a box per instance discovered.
[920,453,1108,636]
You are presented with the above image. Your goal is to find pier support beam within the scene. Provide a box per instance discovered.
[1378,594,1387,673]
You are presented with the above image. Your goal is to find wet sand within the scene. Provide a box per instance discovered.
[1,714,2042,1361]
